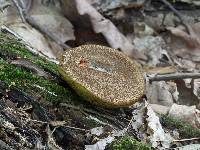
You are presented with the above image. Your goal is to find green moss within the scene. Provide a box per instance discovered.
[161,115,200,138]
[0,32,77,103]
[0,59,76,102]
[0,33,58,74]
[110,136,152,150]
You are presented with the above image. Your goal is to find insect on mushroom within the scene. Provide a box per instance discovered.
[59,45,145,108]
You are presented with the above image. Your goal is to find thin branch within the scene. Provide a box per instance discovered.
[173,137,200,142]
[11,0,26,22]
[159,0,190,33]
[148,72,200,82]
[47,125,62,150]
[64,125,89,132]
[28,119,48,124]
[123,115,134,133]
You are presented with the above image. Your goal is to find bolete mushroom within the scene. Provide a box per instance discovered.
[59,45,145,108]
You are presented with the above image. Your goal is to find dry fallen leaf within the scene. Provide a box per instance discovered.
[29,4,75,44]
[0,1,74,60]
[10,23,58,59]
[177,144,200,150]
[62,0,146,60]
[146,81,175,106]
[146,102,173,149]
[175,79,199,106]
[169,104,200,128]
[133,36,171,66]
[85,135,114,150]
[96,0,146,11]
[193,79,200,99]
[167,22,200,61]
[85,129,123,150]
[77,0,147,60]
[149,104,170,115]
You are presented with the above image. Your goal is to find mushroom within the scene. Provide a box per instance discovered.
[59,45,145,108]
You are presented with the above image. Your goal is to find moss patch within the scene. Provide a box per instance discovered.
[110,136,152,150]
[0,33,58,74]
[0,32,76,103]
[161,115,200,138]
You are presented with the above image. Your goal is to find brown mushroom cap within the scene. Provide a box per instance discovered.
[59,45,145,108]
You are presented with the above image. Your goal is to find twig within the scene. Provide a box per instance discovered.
[159,0,190,33]
[11,59,50,78]
[11,0,26,22]
[173,137,200,142]
[47,125,62,150]
[123,115,134,133]
[148,72,200,82]
[65,125,89,132]
[104,1,146,11]
[30,119,48,124]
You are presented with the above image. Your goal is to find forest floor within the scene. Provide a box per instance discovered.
[0,0,200,150]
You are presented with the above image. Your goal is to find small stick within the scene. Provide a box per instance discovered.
[64,125,89,132]
[148,72,200,82]
[159,0,190,33]
[123,115,134,133]
[173,137,200,142]
[152,137,200,147]
[11,0,26,22]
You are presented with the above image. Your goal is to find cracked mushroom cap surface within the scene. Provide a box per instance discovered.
[59,44,145,108]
